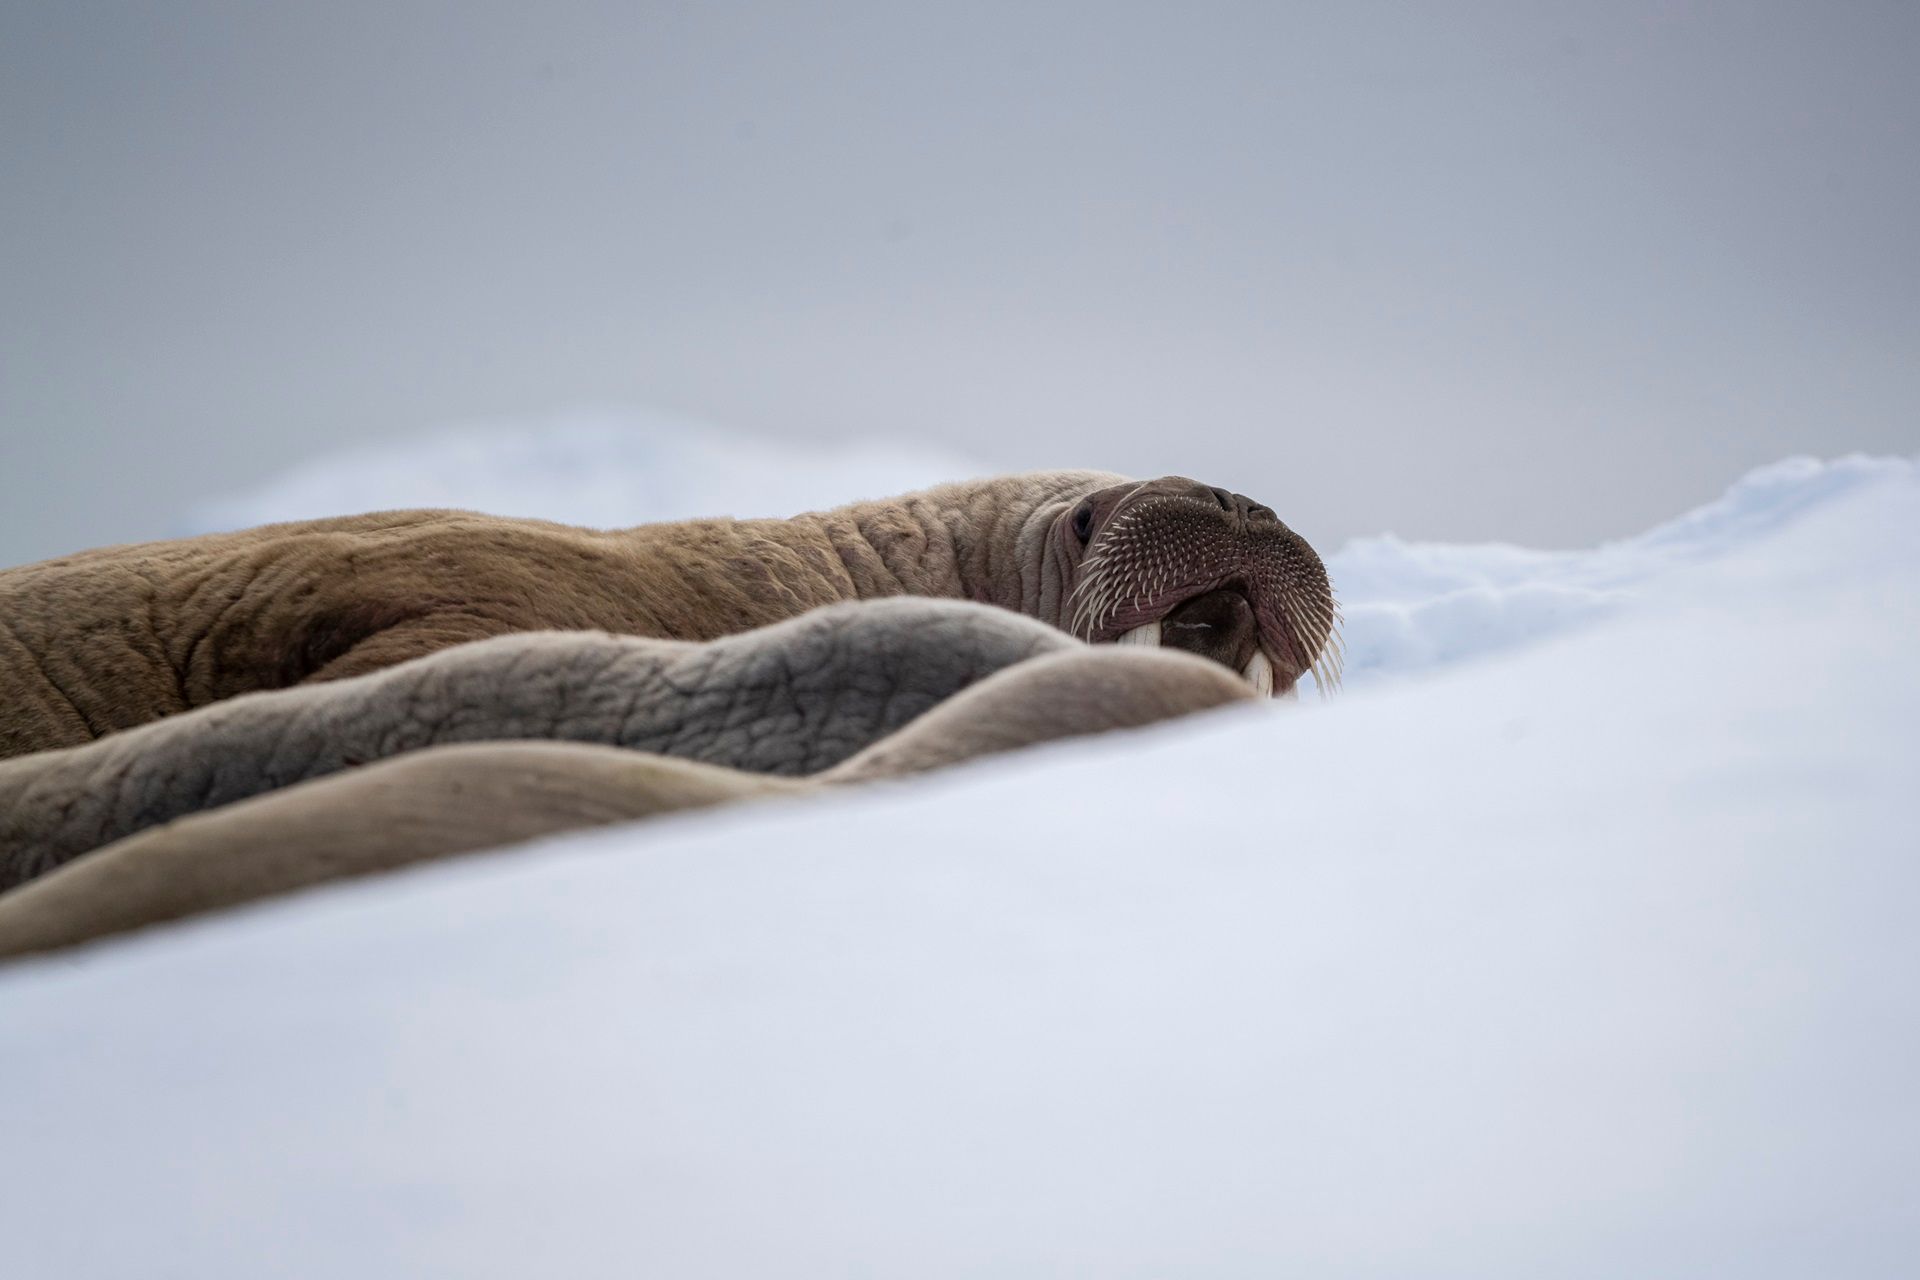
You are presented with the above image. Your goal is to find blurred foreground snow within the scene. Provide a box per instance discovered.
[6,431,1917,1277]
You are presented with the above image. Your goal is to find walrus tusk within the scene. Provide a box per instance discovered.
[1116,621,1162,646]
[1243,651,1274,698]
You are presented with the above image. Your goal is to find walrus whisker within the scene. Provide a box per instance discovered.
[1312,622,1345,693]
[1273,587,1343,696]
[1067,538,1124,639]
[1305,611,1343,692]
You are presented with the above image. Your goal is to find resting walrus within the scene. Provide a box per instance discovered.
[0,472,1340,759]
[0,610,1256,957]
[0,599,1074,888]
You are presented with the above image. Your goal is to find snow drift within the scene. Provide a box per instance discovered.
[183,407,987,535]
[5,427,1917,1277]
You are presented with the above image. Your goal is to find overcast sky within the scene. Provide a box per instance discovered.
[3,1,1914,568]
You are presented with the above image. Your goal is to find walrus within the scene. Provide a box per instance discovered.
[0,598,1074,888]
[0,472,1340,759]
[0,632,1256,958]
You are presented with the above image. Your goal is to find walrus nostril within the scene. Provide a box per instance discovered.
[1207,486,1236,514]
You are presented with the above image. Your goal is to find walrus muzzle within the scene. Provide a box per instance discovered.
[1062,478,1343,696]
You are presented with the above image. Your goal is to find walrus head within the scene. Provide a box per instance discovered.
[1044,476,1343,698]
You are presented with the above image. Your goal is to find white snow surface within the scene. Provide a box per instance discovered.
[5,440,1918,1276]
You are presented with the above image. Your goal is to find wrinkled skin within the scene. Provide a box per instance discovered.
[0,470,1340,949]
[0,599,1072,890]
[0,612,1257,957]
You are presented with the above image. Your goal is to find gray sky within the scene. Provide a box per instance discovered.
[3,1,1915,568]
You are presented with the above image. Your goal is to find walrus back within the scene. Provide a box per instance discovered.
[0,507,877,759]
[0,511,548,757]
[0,473,1116,760]
[0,542,207,758]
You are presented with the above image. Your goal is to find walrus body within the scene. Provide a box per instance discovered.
[0,599,1072,889]
[0,474,1110,758]
[0,636,1256,958]
[0,744,797,957]
[0,471,1338,759]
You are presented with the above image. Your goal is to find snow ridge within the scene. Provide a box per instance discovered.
[1327,453,1915,685]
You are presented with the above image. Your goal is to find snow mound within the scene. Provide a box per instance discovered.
[1327,454,1913,685]
[4,454,1917,1275]
[185,408,988,532]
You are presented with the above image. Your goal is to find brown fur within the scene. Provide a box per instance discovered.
[0,473,1115,759]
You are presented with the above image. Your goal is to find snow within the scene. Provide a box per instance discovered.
[183,406,988,533]
[4,428,1917,1276]
[1328,453,1914,687]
